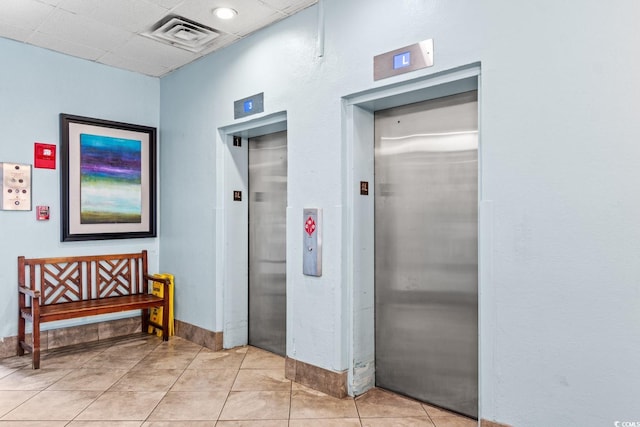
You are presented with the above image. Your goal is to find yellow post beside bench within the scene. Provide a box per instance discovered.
[148,273,175,337]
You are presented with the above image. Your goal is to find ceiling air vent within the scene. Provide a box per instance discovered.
[144,15,220,52]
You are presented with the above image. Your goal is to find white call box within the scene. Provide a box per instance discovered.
[1,163,32,211]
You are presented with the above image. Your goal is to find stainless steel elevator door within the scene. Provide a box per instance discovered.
[248,131,287,357]
[374,91,478,418]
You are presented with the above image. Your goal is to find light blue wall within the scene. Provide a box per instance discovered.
[0,37,160,338]
[2,0,639,425]
[160,0,640,426]
[481,1,640,425]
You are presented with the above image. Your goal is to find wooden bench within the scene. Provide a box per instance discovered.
[18,250,170,369]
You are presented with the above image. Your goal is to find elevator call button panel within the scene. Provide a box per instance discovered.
[1,162,32,211]
[303,208,322,277]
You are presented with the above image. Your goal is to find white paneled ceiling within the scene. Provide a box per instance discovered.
[0,0,317,77]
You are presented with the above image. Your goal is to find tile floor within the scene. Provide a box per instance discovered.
[0,334,477,426]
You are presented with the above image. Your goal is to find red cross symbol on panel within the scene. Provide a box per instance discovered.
[305,216,316,236]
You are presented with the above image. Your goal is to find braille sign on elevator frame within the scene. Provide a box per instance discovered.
[303,208,322,277]
[234,92,264,119]
[373,39,434,81]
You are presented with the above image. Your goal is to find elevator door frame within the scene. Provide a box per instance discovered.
[342,64,485,414]
[217,112,288,351]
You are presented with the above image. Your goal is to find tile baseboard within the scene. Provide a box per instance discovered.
[0,316,141,358]
[481,419,513,427]
[174,319,223,351]
[285,356,348,398]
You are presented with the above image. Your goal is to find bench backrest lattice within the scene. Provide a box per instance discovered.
[22,253,148,306]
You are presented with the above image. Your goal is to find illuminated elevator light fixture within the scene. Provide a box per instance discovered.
[212,7,238,19]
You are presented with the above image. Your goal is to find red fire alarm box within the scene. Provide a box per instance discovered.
[37,205,50,220]
[34,143,56,169]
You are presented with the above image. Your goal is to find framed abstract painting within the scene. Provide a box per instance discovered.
[60,114,157,241]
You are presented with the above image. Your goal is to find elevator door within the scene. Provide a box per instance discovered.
[248,131,287,356]
[374,91,478,418]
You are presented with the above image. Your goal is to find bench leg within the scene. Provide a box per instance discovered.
[141,309,149,335]
[17,311,25,357]
[162,298,169,342]
[32,323,40,369]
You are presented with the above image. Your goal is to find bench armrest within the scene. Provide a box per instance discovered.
[144,274,170,285]
[144,274,171,295]
[19,286,41,299]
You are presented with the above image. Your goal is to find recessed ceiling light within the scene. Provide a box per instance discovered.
[212,7,238,20]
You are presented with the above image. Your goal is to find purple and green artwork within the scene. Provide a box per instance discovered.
[80,133,142,224]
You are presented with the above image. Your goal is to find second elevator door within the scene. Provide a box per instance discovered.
[375,92,478,418]
[248,131,287,357]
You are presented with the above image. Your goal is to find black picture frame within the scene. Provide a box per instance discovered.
[60,114,157,242]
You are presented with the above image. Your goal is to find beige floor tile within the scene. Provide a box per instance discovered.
[132,352,196,370]
[187,350,246,370]
[0,358,31,371]
[147,391,228,421]
[82,354,145,370]
[0,369,72,391]
[232,369,290,391]
[76,391,165,421]
[356,388,427,418]
[47,368,127,391]
[2,390,100,420]
[67,422,143,426]
[143,422,216,427]
[0,367,18,381]
[0,421,67,426]
[142,422,216,427]
[431,417,477,427]
[101,336,160,356]
[151,337,203,354]
[38,350,103,369]
[361,417,436,426]
[219,391,290,420]
[109,369,183,392]
[171,369,237,391]
[240,349,284,370]
[0,391,38,417]
[422,404,460,418]
[216,421,289,427]
[289,419,362,427]
[290,386,358,419]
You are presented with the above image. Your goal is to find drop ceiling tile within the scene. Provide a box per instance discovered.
[0,0,54,30]
[172,0,280,36]
[37,0,64,5]
[144,0,185,10]
[111,34,197,69]
[233,11,285,37]
[261,0,316,15]
[57,0,170,33]
[27,31,106,61]
[98,52,170,77]
[36,9,134,51]
[195,32,242,56]
[0,23,34,42]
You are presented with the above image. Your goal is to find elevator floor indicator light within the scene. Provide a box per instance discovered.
[234,92,264,119]
[374,39,433,80]
[393,51,411,69]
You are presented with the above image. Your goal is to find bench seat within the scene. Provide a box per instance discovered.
[20,294,165,323]
[18,250,170,369]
